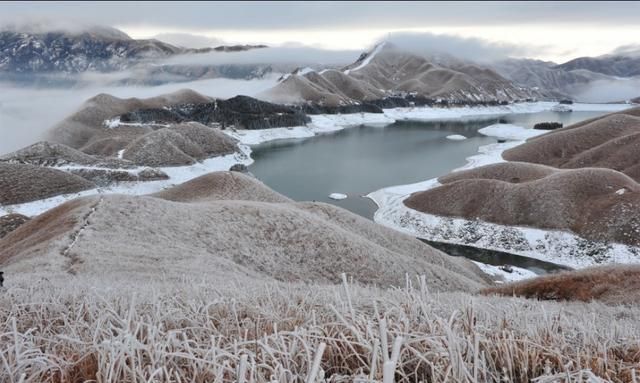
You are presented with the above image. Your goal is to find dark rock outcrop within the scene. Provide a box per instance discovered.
[120,95,310,130]
[533,122,563,130]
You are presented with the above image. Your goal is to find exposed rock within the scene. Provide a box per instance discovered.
[229,163,249,173]
[0,214,30,239]
[533,122,563,130]
[0,163,95,205]
[120,95,311,130]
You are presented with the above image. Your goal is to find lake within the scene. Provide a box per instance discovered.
[249,110,609,219]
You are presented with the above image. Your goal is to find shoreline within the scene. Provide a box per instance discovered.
[1,102,632,218]
[367,116,640,270]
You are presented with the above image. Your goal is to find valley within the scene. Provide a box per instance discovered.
[2,7,640,381]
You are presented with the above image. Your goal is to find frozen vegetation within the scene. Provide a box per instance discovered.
[1,275,639,382]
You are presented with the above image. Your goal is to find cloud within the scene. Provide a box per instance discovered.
[0,75,280,155]
[151,33,224,49]
[380,32,551,63]
[569,77,640,103]
[162,46,360,68]
[610,44,640,57]
[2,2,640,32]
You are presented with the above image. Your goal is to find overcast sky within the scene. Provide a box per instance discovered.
[1,1,640,62]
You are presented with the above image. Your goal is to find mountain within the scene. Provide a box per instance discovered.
[556,50,640,77]
[262,42,537,106]
[0,26,269,85]
[0,28,180,73]
[491,58,612,99]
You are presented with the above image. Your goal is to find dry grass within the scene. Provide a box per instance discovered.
[483,265,640,305]
[1,275,639,382]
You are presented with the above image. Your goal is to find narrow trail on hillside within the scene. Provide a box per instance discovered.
[61,196,104,274]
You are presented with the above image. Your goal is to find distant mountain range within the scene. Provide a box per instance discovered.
[0,26,269,85]
[492,50,640,101]
[263,42,539,105]
[2,25,639,102]
[556,48,640,78]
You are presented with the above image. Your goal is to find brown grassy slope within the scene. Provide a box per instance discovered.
[122,123,239,166]
[47,89,212,151]
[0,172,489,290]
[406,164,640,246]
[0,198,92,266]
[483,265,640,304]
[152,171,291,203]
[0,162,95,205]
[0,141,133,168]
[503,111,640,181]
[0,214,29,239]
[438,161,557,184]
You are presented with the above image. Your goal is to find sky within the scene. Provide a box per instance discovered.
[1,1,640,62]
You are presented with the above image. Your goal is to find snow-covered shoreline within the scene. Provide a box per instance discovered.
[367,116,640,270]
[2,101,633,220]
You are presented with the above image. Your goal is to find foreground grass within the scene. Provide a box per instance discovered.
[1,275,639,382]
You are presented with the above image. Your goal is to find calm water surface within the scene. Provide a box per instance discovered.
[250,110,608,219]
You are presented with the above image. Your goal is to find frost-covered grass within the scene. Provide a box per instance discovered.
[1,276,639,382]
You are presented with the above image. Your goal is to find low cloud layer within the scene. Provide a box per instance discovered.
[570,78,640,103]
[151,33,225,49]
[381,32,549,63]
[163,46,360,68]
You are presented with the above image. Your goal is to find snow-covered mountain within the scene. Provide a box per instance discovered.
[263,42,538,106]
[556,48,640,77]
[0,26,268,81]
[491,58,614,99]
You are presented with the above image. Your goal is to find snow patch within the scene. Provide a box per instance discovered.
[472,261,538,282]
[479,123,547,141]
[329,193,347,200]
[446,134,467,141]
[344,42,386,75]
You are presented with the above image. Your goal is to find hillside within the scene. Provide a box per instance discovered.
[398,107,640,253]
[0,171,488,290]
[557,51,640,77]
[484,265,640,304]
[262,43,536,106]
